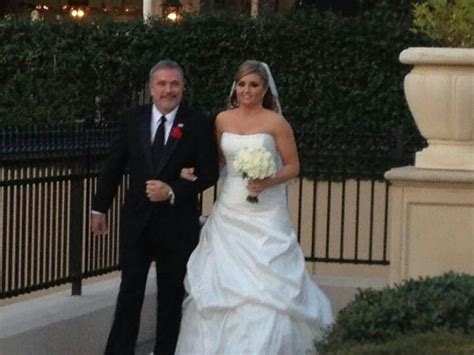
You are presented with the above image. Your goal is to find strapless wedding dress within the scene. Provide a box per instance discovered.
[175,132,333,355]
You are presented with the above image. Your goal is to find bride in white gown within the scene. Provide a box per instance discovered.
[175,61,333,355]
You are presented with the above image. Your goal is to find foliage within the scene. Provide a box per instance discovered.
[321,331,474,354]
[412,0,474,47]
[0,3,429,175]
[321,272,474,349]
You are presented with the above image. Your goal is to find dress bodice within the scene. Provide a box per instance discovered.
[221,132,281,178]
[218,132,285,212]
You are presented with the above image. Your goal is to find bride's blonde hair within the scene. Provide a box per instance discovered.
[226,60,279,112]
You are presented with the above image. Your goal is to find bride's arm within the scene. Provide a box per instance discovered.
[215,112,227,169]
[273,118,300,183]
[247,117,299,194]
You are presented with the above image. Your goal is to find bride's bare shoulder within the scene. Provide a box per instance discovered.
[263,110,290,129]
[216,109,238,133]
[216,109,238,120]
[216,109,238,126]
[262,109,282,119]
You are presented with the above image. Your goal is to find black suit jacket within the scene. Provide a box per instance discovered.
[92,104,218,260]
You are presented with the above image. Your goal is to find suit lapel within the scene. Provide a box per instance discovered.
[155,106,187,177]
[139,105,154,171]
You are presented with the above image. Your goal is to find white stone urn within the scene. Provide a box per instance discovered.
[399,47,474,171]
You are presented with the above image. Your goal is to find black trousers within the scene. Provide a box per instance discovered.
[104,214,186,355]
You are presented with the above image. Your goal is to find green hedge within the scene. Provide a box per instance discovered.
[321,331,474,354]
[321,272,474,350]
[0,3,429,168]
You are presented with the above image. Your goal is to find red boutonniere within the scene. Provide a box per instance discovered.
[170,125,184,140]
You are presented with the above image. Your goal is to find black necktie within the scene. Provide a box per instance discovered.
[152,115,166,169]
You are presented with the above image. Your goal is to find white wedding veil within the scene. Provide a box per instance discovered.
[228,61,282,115]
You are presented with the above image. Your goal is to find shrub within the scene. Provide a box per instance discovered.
[322,331,474,354]
[412,0,474,47]
[322,272,474,347]
[0,3,426,130]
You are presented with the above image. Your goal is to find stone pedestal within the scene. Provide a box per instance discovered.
[385,166,474,284]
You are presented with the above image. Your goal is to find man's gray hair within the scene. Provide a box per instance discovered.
[149,60,184,82]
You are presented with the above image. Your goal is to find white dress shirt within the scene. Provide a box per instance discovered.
[151,105,179,144]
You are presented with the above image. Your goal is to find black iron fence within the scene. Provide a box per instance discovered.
[1,125,121,299]
[0,124,420,299]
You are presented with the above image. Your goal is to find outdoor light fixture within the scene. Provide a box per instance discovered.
[70,7,86,19]
[67,0,88,20]
[161,0,182,22]
[167,11,177,21]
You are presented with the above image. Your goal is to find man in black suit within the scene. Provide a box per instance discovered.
[91,60,218,355]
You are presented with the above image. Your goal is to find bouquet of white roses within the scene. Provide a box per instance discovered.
[233,147,277,203]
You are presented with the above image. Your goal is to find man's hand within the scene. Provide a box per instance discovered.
[146,180,172,202]
[180,167,198,181]
[91,213,108,235]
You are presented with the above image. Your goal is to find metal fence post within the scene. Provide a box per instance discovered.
[69,160,84,296]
